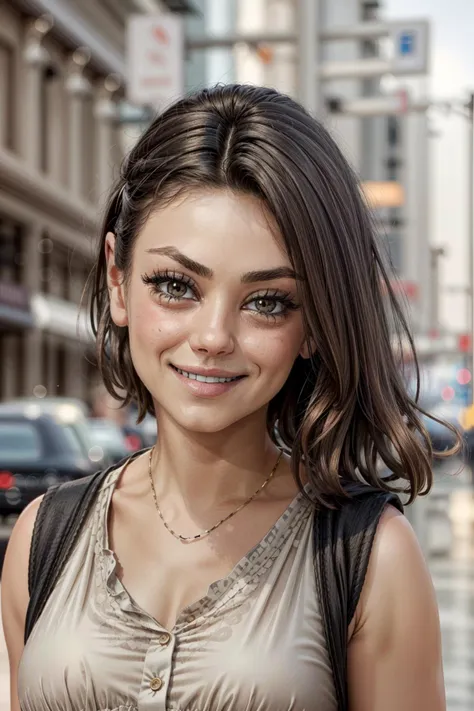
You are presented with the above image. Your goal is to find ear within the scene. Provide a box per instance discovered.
[105,232,128,328]
[299,337,315,360]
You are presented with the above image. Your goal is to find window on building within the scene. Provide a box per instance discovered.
[39,65,60,175]
[41,338,50,393]
[41,238,52,295]
[56,342,67,395]
[361,1,380,21]
[43,242,78,302]
[13,224,23,283]
[0,39,15,151]
[0,332,26,400]
[387,116,400,147]
[82,92,96,202]
[16,331,25,396]
[0,219,20,284]
[61,252,71,302]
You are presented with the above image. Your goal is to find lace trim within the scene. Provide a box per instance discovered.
[94,466,313,632]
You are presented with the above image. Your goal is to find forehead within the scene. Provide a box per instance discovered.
[135,189,290,271]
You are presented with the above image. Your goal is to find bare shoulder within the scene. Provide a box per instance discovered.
[2,496,44,640]
[356,504,432,625]
[372,504,421,570]
[347,503,445,711]
[371,504,428,588]
[1,496,44,711]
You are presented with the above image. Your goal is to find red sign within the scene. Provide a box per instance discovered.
[127,15,184,108]
[459,333,471,352]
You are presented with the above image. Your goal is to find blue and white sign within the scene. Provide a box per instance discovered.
[399,32,416,56]
[390,21,429,75]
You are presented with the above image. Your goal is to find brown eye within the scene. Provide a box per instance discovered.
[141,271,197,301]
[167,280,188,298]
[255,298,278,314]
[242,292,294,318]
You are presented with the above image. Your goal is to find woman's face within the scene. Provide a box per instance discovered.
[107,189,308,433]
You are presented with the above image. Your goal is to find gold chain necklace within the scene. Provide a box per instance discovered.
[148,448,282,542]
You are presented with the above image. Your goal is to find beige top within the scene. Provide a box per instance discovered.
[18,464,337,711]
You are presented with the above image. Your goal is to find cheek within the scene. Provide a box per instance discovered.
[242,320,304,371]
[128,294,187,351]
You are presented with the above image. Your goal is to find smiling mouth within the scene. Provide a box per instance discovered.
[171,365,244,384]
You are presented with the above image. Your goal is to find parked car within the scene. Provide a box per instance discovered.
[2,398,112,470]
[87,418,131,465]
[0,411,95,516]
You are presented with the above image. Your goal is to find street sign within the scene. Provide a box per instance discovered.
[390,21,429,75]
[127,14,184,109]
[326,89,410,117]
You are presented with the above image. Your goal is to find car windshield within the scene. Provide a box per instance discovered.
[61,424,87,456]
[88,421,124,447]
[0,421,42,462]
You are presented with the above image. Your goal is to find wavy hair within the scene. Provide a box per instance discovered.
[87,83,461,504]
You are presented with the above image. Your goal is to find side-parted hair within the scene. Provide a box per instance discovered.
[87,83,461,505]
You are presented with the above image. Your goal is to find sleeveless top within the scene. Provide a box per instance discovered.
[18,463,337,711]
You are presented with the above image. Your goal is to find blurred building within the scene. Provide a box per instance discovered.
[186,0,430,336]
[0,0,127,402]
[0,0,196,403]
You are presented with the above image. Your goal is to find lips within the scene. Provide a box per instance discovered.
[173,366,242,383]
[170,363,244,380]
[169,364,246,398]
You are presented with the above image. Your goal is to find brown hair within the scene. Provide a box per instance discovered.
[87,83,461,504]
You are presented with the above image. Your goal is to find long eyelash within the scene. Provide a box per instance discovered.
[140,269,198,302]
[141,268,195,289]
[246,289,299,319]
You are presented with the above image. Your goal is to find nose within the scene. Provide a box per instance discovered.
[189,299,235,357]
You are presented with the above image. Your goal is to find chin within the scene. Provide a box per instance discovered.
[172,406,244,434]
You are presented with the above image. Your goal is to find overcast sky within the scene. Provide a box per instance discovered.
[384,0,474,332]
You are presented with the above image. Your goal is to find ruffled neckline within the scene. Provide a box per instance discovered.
[95,463,313,634]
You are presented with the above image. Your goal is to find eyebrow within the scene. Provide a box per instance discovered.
[146,246,212,278]
[146,246,302,283]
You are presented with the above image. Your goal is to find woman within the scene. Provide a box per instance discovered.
[2,84,455,711]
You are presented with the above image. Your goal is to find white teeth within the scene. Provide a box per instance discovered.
[175,367,239,384]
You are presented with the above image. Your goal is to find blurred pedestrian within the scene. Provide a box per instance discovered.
[3,84,458,711]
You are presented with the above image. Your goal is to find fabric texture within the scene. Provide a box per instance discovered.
[19,460,337,711]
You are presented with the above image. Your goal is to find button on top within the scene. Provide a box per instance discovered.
[149,677,163,692]
[158,632,171,646]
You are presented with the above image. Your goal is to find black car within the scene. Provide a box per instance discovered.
[0,411,95,516]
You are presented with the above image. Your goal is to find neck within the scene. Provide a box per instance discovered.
[149,407,283,507]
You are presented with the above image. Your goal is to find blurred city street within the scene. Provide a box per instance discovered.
[427,461,474,710]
